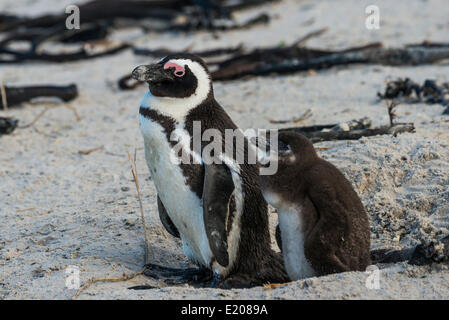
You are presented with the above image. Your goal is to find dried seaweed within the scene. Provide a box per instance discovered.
[118,27,330,89]
[371,235,449,265]
[378,78,449,115]
[222,0,279,11]
[169,12,270,32]
[0,42,131,63]
[133,45,243,58]
[0,1,190,33]
[212,45,449,80]
[406,41,449,49]
[0,0,274,64]
[119,35,449,87]
[0,117,18,135]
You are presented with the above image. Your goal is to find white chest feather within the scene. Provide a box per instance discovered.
[140,114,213,267]
[278,206,315,281]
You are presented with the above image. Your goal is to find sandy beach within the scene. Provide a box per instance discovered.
[0,0,448,299]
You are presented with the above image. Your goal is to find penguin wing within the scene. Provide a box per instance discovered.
[307,180,348,227]
[306,174,349,241]
[203,163,234,267]
[275,224,282,252]
[157,195,180,238]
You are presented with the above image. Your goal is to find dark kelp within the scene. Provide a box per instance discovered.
[371,235,449,265]
[378,77,449,115]
[118,39,449,88]
[212,44,449,80]
[0,0,274,63]
[0,117,18,135]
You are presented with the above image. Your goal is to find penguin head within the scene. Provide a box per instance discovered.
[277,132,317,161]
[132,54,213,112]
[259,132,317,203]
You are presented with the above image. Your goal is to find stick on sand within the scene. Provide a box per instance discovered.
[0,79,8,111]
[72,270,144,299]
[127,148,153,265]
[71,150,152,299]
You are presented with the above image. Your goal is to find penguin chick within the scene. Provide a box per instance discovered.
[259,131,371,280]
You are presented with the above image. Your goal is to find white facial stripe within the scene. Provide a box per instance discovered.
[140,58,211,122]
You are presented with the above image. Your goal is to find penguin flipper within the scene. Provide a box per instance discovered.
[157,195,180,238]
[275,224,282,252]
[203,163,233,268]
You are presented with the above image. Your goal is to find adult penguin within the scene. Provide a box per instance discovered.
[132,54,288,288]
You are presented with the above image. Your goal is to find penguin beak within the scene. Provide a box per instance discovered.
[131,64,175,83]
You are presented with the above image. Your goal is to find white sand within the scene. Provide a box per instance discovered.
[0,0,448,299]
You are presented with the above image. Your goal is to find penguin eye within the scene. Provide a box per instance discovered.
[174,70,185,77]
[277,140,291,154]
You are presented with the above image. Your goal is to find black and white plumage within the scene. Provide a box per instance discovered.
[132,54,287,288]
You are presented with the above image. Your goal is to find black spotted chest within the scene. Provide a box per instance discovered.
[140,110,216,266]
[139,107,204,197]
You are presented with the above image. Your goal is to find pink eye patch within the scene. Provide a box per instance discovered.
[164,62,185,77]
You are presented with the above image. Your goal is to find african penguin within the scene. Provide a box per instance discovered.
[259,131,371,280]
[131,54,288,288]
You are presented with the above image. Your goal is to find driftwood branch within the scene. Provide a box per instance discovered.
[118,38,449,87]
[127,149,152,265]
[291,27,329,48]
[0,84,78,109]
[0,42,131,63]
[279,115,415,143]
[282,123,415,143]
[72,269,145,300]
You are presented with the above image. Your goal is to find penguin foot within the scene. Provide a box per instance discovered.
[209,273,223,288]
[167,268,213,285]
[143,264,212,284]
[143,263,187,277]
[217,274,258,289]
